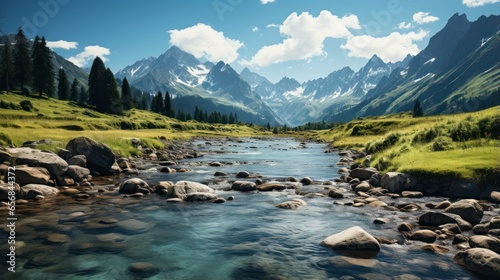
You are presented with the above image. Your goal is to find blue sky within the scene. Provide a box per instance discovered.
[1,0,499,83]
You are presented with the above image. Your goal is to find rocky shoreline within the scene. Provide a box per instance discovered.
[1,136,499,278]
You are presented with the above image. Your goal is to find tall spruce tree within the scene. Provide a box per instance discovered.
[78,85,88,105]
[69,78,79,101]
[150,91,164,114]
[140,93,148,110]
[121,77,133,111]
[102,68,123,114]
[13,28,32,90]
[164,91,174,117]
[32,36,54,97]
[88,57,106,109]
[412,99,424,117]
[57,68,70,100]
[0,39,14,91]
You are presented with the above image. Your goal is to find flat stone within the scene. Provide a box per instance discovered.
[276,199,307,209]
[402,191,423,198]
[409,230,437,243]
[256,182,287,192]
[232,181,257,192]
[421,244,449,254]
[117,219,154,234]
[46,233,70,244]
[185,192,217,202]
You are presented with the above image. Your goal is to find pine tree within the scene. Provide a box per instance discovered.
[102,68,123,114]
[78,85,88,105]
[13,28,32,90]
[88,57,106,109]
[0,39,14,91]
[140,93,148,110]
[412,99,424,117]
[69,78,79,102]
[164,91,174,117]
[32,36,54,97]
[151,91,164,114]
[121,77,133,111]
[57,68,70,100]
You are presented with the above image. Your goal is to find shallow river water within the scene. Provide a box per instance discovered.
[2,138,477,279]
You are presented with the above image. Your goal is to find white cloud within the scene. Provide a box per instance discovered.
[47,40,78,50]
[266,23,279,28]
[252,26,259,32]
[68,45,111,67]
[247,11,361,67]
[261,0,275,4]
[169,23,243,63]
[413,12,439,25]
[463,0,499,7]
[397,22,413,29]
[341,30,428,62]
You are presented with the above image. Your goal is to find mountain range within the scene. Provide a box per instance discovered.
[2,13,498,126]
[115,13,499,126]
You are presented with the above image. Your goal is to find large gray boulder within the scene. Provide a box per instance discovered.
[66,137,117,175]
[381,172,416,193]
[321,226,381,252]
[418,211,472,231]
[10,166,51,185]
[8,147,68,176]
[454,248,500,278]
[469,235,500,254]
[0,183,20,201]
[185,192,218,202]
[349,168,378,181]
[119,178,152,194]
[232,181,257,192]
[67,165,91,182]
[445,199,484,225]
[20,184,59,199]
[168,181,214,200]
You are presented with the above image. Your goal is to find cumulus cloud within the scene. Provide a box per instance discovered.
[252,26,259,32]
[169,23,243,63]
[463,0,499,7]
[68,45,111,67]
[413,12,439,25]
[341,30,428,62]
[247,11,361,67]
[47,40,78,50]
[261,0,275,4]
[397,22,413,29]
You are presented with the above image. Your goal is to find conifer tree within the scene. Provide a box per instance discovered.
[69,78,79,101]
[140,93,148,110]
[102,68,123,114]
[57,68,70,100]
[32,36,54,97]
[78,85,88,105]
[13,28,32,90]
[0,39,14,91]
[412,99,424,117]
[121,77,133,110]
[164,91,174,117]
[88,57,106,108]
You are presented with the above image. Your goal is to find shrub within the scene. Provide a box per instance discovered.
[365,132,401,154]
[432,136,454,151]
[20,100,33,111]
[449,122,480,141]
[412,126,441,144]
[0,131,12,146]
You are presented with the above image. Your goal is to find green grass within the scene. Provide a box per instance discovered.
[0,91,271,157]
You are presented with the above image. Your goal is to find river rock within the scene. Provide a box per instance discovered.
[434,200,452,209]
[421,244,450,254]
[117,219,154,234]
[11,166,51,185]
[418,211,473,231]
[168,181,214,200]
[214,171,227,177]
[8,147,68,176]
[401,191,423,198]
[0,150,12,163]
[489,191,500,204]
[473,224,490,235]
[490,216,500,229]
[321,226,380,252]
[454,248,500,278]
[380,172,415,193]
[349,168,378,181]
[129,262,160,278]
[276,199,307,209]
[397,222,414,232]
[328,189,344,198]
[373,218,389,224]
[232,181,257,192]
[399,203,421,212]
[185,192,217,202]
[354,181,371,192]
[67,165,90,182]
[20,184,59,199]
[46,233,70,244]
[256,182,286,192]
[439,223,462,234]
[0,183,20,201]
[409,230,437,243]
[236,171,250,178]
[119,178,152,195]
[300,177,314,185]
[209,162,223,167]
[453,234,469,244]
[469,235,500,254]
[445,199,483,225]
[68,155,87,167]
[66,137,118,175]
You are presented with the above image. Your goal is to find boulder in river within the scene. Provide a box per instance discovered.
[256,182,287,192]
[232,181,257,192]
[67,165,91,182]
[469,235,500,254]
[119,178,152,195]
[8,147,68,176]
[66,137,118,176]
[11,166,51,185]
[489,191,500,204]
[380,172,416,193]
[349,168,378,181]
[168,181,214,200]
[276,199,307,209]
[409,230,437,243]
[20,184,59,199]
[445,199,483,225]
[236,171,250,178]
[454,248,500,278]
[185,192,218,202]
[68,155,87,167]
[418,211,472,231]
[321,226,381,252]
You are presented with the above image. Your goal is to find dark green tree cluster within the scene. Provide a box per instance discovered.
[57,68,69,100]
[31,36,54,97]
[412,99,424,117]
[193,106,238,124]
[150,90,175,117]
[88,57,123,114]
